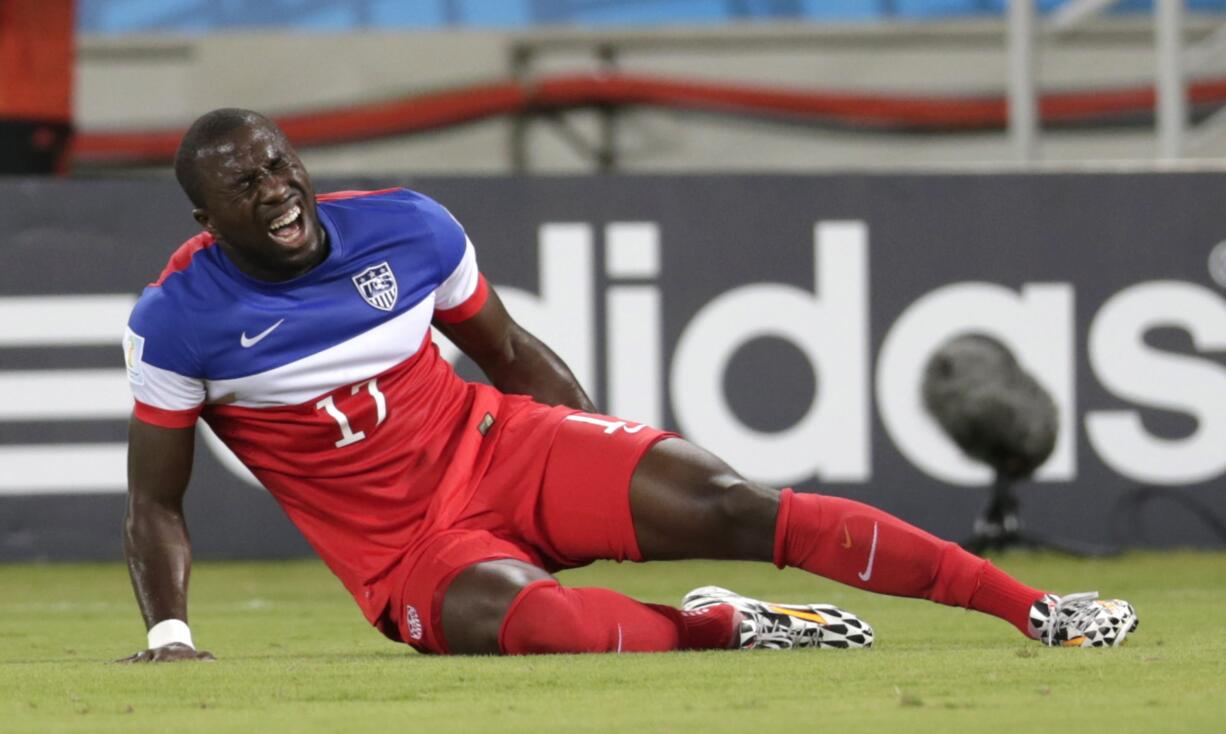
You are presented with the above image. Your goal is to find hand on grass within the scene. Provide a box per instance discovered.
[116,642,216,663]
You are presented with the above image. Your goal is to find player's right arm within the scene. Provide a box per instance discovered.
[118,287,213,663]
[118,417,215,663]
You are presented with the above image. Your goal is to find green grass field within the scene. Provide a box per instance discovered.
[2,552,1224,733]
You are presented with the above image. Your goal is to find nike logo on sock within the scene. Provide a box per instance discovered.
[858,521,879,582]
[841,524,853,549]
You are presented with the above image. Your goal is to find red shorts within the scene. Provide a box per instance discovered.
[387,409,675,654]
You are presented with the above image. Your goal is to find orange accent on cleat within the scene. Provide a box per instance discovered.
[767,605,829,625]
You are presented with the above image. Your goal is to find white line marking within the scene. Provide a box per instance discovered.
[0,294,136,346]
[0,443,127,494]
[0,370,130,420]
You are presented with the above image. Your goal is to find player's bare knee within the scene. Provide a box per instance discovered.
[441,560,553,655]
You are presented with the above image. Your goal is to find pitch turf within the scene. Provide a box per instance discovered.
[1,553,1223,733]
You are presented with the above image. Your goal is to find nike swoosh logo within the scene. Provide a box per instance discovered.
[240,318,285,348]
[857,521,879,582]
[841,524,853,549]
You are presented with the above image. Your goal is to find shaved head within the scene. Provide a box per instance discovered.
[174,108,281,206]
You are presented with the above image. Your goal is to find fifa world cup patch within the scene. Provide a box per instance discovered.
[123,327,146,386]
[352,261,399,311]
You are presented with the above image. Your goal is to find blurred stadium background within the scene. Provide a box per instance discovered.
[26,0,1226,173]
[3,2,1226,731]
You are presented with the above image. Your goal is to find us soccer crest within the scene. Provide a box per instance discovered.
[352,262,398,311]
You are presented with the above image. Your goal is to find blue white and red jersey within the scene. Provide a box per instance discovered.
[123,188,511,624]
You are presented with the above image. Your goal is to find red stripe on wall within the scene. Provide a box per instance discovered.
[72,73,1226,166]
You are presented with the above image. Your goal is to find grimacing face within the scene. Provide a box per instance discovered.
[191,120,326,281]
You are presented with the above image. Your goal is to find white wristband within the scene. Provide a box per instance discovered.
[147,619,194,650]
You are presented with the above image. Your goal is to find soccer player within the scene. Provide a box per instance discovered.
[118,109,1136,662]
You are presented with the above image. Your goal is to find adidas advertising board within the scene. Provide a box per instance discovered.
[1,175,1223,559]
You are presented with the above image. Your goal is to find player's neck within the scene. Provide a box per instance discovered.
[220,230,330,283]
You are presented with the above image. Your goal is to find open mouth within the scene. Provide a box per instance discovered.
[268,204,306,246]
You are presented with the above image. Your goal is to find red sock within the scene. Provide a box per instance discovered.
[498,579,737,654]
[774,489,1045,637]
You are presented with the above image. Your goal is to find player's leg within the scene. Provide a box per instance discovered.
[440,558,744,655]
[626,437,778,562]
[494,412,871,652]
[628,437,1135,645]
[427,409,749,656]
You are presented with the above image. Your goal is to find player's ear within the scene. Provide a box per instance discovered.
[192,208,215,234]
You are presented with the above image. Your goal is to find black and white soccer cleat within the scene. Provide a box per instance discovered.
[682,585,874,650]
[1028,591,1139,648]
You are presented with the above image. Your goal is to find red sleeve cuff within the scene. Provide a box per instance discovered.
[434,274,490,324]
[133,400,202,428]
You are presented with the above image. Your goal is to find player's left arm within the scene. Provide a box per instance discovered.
[434,287,596,412]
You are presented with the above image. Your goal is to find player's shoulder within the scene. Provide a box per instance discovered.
[318,187,462,234]
[128,283,200,375]
[137,228,231,297]
[128,231,223,360]
[133,232,212,312]
[319,187,467,269]
[318,187,453,219]
[150,230,217,283]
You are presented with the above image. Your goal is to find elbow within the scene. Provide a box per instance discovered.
[492,326,526,370]
[477,327,527,380]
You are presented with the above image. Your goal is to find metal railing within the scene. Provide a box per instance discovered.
[508,7,1226,170]
[1007,0,1194,161]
